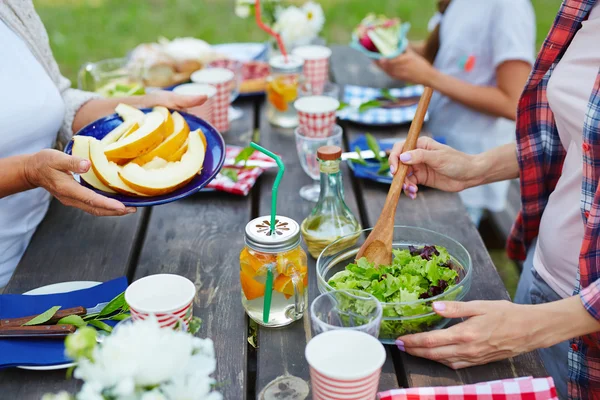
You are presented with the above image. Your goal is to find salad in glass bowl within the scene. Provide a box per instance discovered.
[316,226,472,344]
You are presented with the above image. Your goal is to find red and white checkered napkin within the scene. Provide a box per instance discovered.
[377,377,558,400]
[205,146,278,196]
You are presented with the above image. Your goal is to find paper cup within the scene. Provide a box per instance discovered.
[292,45,332,95]
[191,68,234,133]
[125,274,196,329]
[294,96,340,138]
[305,330,385,400]
[172,83,217,124]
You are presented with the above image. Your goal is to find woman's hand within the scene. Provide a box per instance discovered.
[396,300,544,369]
[388,137,481,198]
[376,48,438,86]
[25,150,135,217]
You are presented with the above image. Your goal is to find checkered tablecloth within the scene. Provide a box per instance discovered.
[377,377,558,400]
[205,146,277,196]
[337,84,429,125]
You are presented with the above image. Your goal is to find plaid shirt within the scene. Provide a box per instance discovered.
[506,0,600,398]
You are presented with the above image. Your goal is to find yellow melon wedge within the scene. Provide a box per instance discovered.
[119,131,205,196]
[115,103,145,122]
[100,119,138,146]
[104,112,166,159]
[129,111,190,166]
[153,106,174,134]
[71,136,117,194]
[142,157,168,170]
[119,120,140,140]
[164,139,189,162]
[89,138,148,196]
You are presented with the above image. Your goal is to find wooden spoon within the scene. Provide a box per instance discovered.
[356,86,434,266]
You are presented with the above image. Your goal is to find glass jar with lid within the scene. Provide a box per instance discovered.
[266,55,304,128]
[240,215,308,327]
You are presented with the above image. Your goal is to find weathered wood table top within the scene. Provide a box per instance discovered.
[0,45,545,400]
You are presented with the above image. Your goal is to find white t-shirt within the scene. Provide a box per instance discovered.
[427,0,536,211]
[0,20,65,287]
[533,3,600,299]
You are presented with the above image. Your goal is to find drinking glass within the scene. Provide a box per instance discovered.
[298,81,339,99]
[310,289,383,337]
[207,59,243,121]
[295,124,343,202]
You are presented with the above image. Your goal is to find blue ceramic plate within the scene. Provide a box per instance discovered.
[64,108,225,206]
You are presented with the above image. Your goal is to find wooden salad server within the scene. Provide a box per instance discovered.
[355,86,434,267]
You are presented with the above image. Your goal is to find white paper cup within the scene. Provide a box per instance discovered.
[305,330,385,400]
[191,68,234,132]
[292,45,332,95]
[173,83,216,124]
[294,95,340,138]
[125,274,196,328]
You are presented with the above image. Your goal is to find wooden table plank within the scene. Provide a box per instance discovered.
[254,101,401,398]
[0,196,147,398]
[131,99,256,400]
[331,45,546,387]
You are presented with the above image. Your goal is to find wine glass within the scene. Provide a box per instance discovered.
[294,124,343,202]
[207,59,243,121]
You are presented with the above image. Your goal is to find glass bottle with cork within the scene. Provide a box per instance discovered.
[301,146,361,258]
[266,54,304,128]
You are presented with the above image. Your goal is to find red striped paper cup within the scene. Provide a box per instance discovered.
[125,274,195,329]
[191,68,234,133]
[172,83,216,125]
[305,330,386,400]
[292,45,332,95]
[294,96,340,138]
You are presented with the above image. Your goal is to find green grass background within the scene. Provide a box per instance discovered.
[34,0,563,296]
[35,0,562,82]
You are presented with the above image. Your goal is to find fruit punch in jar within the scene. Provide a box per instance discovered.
[241,216,308,327]
[266,55,304,128]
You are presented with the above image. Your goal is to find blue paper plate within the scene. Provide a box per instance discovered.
[64,109,225,207]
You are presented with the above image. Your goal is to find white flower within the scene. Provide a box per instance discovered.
[235,4,251,18]
[274,6,316,47]
[42,392,73,400]
[302,1,325,35]
[140,390,167,400]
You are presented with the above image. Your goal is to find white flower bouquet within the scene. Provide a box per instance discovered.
[42,318,221,400]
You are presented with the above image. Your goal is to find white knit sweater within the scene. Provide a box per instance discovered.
[0,0,100,146]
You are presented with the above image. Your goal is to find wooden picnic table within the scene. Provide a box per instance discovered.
[0,45,546,400]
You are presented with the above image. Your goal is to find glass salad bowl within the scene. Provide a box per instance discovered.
[316,226,472,344]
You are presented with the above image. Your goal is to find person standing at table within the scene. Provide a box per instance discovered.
[388,0,600,398]
[0,1,207,290]
[376,0,535,226]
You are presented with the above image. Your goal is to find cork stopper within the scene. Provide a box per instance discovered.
[317,146,342,161]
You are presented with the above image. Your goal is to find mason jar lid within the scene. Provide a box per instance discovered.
[269,55,304,72]
[245,215,301,253]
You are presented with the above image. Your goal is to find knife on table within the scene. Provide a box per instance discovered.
[0,302,109,328]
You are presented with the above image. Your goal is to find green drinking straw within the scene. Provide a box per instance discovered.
[249,142,285,324]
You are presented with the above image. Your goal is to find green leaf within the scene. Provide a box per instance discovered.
[337,102,350,111]
[188,316,203,335]
[98,292,126,317]
[381,88,397,102]
[377,160,391,175]
[57,315,86,328]
[234,146,255,166]
[365,133,383,161]
[108,313,130,321]
[22,306,61,326]
[358,100,382,113]
[87,319,113,333]
[221,168,239,182]
[350,146,368,166]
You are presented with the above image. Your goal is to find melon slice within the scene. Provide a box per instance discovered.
[119,131,205,196]
[153,106,174,134]
[115,103,145,122]
[129,111,190,166]
[71,136,116,194]
[100,119,139,145]
[120,120,140,140]
[142,157,169,170]
[164,139,189,162]
[104,112,166,159]
[89,138,148,196]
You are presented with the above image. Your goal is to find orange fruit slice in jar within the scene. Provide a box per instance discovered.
[276,247,307,277]
[240,247,275,277]
[273,274,295,299]
[240,269,266,301]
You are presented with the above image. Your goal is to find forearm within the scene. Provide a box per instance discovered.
[531,296,600,348]
[0,155,34,198]
[410,41,426,57]
[428,70,517,120]
[72,96,153,134]
[468,143,519,188]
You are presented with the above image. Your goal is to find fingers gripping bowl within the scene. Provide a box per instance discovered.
[316,226,472,344]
